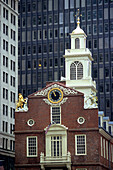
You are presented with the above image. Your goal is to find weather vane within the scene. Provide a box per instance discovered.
[75,9,82,26]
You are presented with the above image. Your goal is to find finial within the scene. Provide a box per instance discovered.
[75,9,82,27]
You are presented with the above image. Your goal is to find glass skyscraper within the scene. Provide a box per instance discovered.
[18,0,113,119]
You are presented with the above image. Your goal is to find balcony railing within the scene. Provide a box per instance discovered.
[40,151,71,163]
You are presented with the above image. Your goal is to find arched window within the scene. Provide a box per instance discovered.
[70,61,83,80]
[75,38,80,49]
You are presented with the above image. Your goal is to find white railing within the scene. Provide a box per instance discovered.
[40,151,71,163]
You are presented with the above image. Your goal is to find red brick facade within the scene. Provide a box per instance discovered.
[15,82,113,170]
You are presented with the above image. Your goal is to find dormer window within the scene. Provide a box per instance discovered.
[75,38,80,49]
[70,61,83,80]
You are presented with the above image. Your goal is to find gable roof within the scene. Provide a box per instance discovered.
[28,81,83,98]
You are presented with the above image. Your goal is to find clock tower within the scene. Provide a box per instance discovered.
[63,10,97,108]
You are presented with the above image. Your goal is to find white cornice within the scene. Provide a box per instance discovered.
[99,128,112,140]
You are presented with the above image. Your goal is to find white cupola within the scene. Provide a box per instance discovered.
[70,15,87,50]
[63,9,97,108]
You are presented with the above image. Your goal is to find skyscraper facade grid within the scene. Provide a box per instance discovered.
[0,0,18,169]
[18,0,113,119]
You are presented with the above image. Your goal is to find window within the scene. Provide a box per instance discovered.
[60,27,63,38]
[11,13,16,25]
[11,0,15,10]
[54,14,58,24]
[49,29,52,39]
[32,2,36,12]
[75,135,86,155]
[43,0,47,10]
[27,136,37,157]
[3,8,8,20]
[105,68,109,77]
[93,10,97,20]
[3,40,8,51]
[70,0,74,8]
[59,13,63,24]
[44,59,47,68]
[70,61,83,80]
[38,16,41,25]
[105,23,108,33]
[51,136,62,157]
[32,16,36,26]
[49,44,52,52]
[87,25,91,35]
[54,0,58,10]
[48,0,52,11]
[49,15,52,24]
[45,124,68,162]
[51,106,61,124]
[27,3,31,12]
[75,38,80,49]
[87,10,91,20]
[49,59,53,67]
[54,58,58,67]
[43,15,47,25]
[88,40,91,48]
[93,24,97,34]
[94,39,97,49]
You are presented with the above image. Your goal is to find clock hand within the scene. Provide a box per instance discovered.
[53,91,56,96]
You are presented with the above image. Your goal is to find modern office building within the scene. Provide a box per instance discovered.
[0,0,18,169]
[18,0,113,119]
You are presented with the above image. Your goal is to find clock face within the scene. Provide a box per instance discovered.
[48,88,63,104]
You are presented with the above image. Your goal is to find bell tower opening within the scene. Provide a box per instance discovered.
[75,38,80,49]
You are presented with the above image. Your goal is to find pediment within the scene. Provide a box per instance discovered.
[45,124,68,131]
[29,82,82,98]
[28,82,83,106]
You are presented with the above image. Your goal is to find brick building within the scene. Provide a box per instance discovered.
[15,15,113,169]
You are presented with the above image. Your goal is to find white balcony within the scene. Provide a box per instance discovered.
[40,152,71,170]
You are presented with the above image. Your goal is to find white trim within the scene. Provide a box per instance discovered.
[101,136,103,157]
[106,140,108,160]
[103,138,105,158]
[77,117,85,124]
[27,119,35,126]
[27,136,37,157]
[75,134,87,155]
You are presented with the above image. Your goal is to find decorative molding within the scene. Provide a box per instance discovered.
[77,117,85,124]
[84,94,98,109]
[27,119,35,127]
[35,84,77,97]
[43,97,68,106]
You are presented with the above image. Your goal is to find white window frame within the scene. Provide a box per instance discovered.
[75,134,86,155]
[27,136,37,157]
[45,124,68,158]
[51,106,61,124]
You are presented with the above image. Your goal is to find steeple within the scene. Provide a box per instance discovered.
[63,9,97,109]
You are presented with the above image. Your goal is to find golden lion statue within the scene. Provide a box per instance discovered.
[16,93,27,111]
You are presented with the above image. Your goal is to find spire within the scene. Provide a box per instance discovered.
[75,9,82,28]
